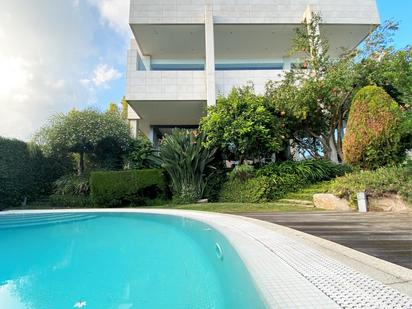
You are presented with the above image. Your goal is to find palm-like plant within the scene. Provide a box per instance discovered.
[159,129,216,203]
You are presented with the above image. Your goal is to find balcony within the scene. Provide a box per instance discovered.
[125,70,206,101]
[215,70,286,96]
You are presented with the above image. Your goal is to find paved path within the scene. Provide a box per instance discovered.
[238,211,412,269]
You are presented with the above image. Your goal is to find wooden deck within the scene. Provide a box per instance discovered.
[238,211,412,269]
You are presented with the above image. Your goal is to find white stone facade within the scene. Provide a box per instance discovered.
[129,0,380,25]
[126,0,380,140]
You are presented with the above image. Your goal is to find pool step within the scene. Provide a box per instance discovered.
[0,213,98,229]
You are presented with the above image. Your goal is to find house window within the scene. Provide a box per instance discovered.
[150,63,204,71]
[215,63,284,70]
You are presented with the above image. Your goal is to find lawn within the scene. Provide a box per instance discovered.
[5,201,318,213]
[152,202,318,213]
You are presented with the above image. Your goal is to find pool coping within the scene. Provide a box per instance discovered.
[1,209,412,308]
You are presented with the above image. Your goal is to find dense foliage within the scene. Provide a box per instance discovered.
[48,195,92,208]
[158,130,216,203]
[90,169,167,207]
[124,133,157,169]
[53,174,90,196]
[219,160,349,203]
[343,86,405,169]
[34,109,131,175]
[200,86,286,162]
[256,159,350,182]
[329,161,412,205]
[0,137,68,208]
[356,22,412,105]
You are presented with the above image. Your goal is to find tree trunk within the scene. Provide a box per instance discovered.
[78,151,85,176]
[328,135,339,163]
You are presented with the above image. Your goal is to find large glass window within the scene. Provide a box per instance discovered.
[215,63,283,70]
[150,63,204,71]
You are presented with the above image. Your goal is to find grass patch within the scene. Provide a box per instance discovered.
[151,202,319,213]
[4,201,318,213]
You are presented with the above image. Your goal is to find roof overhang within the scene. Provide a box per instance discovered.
[131,23,378,59]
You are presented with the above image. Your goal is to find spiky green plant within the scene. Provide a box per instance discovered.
[159,129,216,203]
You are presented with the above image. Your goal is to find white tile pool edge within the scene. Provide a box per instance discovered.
[1,209,412,308]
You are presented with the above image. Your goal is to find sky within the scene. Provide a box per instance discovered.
[0,0,411,141]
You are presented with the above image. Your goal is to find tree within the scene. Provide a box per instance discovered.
[266,17,411,163]
[343,86,405,169]
[200,85,286,163]
[266,14,359,163]
[34,109,131,175]
[121,96,129,120]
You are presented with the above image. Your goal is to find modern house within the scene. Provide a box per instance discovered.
[125,0,380,142]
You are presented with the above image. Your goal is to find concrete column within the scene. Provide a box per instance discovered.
[127,104,140,138]
[129,119,139,138]
[204,5,216,106]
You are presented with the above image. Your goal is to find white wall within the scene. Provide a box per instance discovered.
[130,0,379,25]
[215,70,285,96]
[126,71,206,101]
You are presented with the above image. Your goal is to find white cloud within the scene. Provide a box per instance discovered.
[0,56,33,97]
[72,0,80,8]
[0,0,130,140]
[87,0,131,36]
[82,63,122,87]
[0,0,125,141]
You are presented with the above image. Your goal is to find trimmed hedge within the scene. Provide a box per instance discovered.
[90,169,167,207]
[343,86,404,169]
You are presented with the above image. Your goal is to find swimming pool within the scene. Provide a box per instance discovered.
[0,212,266,309]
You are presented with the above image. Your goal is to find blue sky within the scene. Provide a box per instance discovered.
[0,0,410,140]
[376,0,412,48]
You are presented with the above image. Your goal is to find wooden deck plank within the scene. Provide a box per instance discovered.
[237,211,412,269]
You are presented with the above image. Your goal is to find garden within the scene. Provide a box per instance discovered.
[1,18,411,212]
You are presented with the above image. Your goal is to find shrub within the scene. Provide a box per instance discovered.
[54,174,90,196]
[90,169,167,207]
[49,195,93,208]
[343,86,404,169]
[219,159,350,203]
[229,164,255,181]
[329,161,412,205]
[219,176,272,203]
[257,159,350,182]
[124,133,158,169]
[158,130,216,204]
[203,168,227,202]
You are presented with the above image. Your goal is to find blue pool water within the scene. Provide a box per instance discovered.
[0,213,266,309]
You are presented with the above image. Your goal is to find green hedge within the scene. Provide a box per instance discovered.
[0,137,67,209]
[90,169,167,207]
